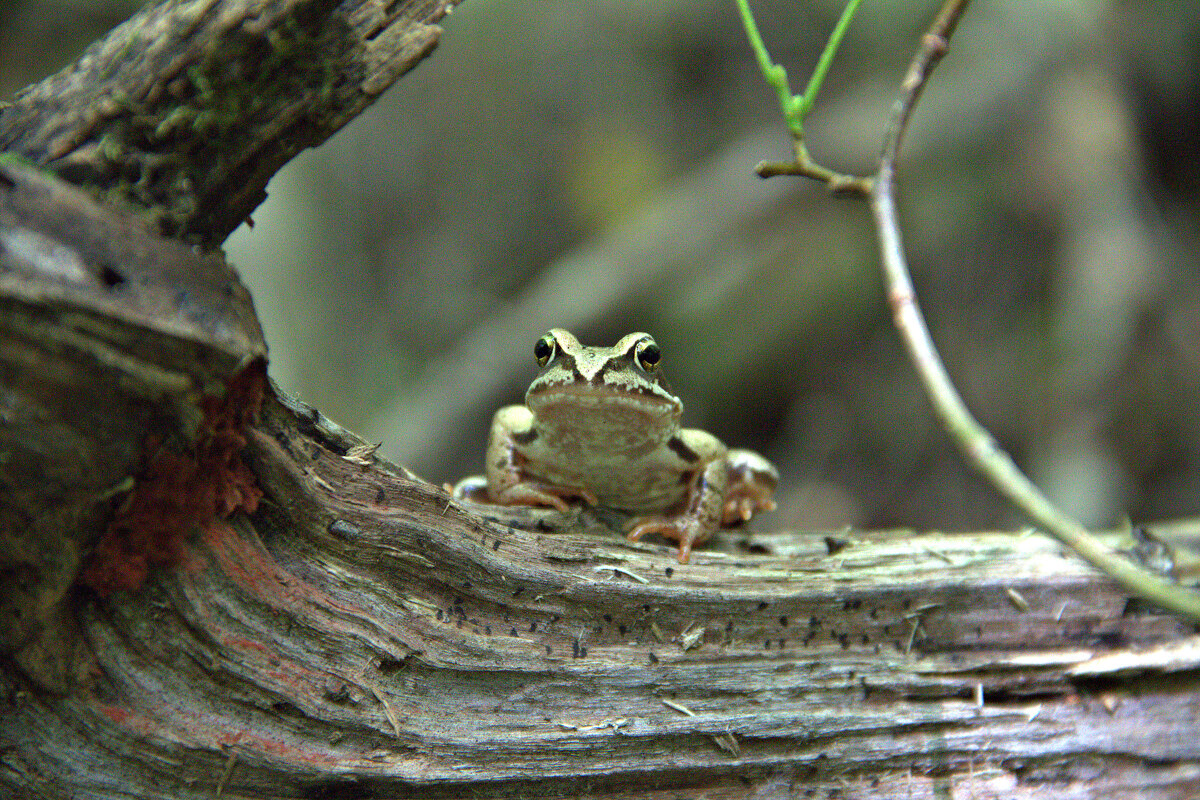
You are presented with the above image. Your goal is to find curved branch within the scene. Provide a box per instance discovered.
[866,0,1200,621]
[746,0,1200,621]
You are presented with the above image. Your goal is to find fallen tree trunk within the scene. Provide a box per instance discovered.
[2,2,1199,798]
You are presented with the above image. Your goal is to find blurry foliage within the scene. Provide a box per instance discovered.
[5,0,1200,535]
[562,115,670,231]
[0,0,141,92]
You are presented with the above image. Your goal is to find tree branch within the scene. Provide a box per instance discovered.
[743,0,1200,621]
[0,0,454,247]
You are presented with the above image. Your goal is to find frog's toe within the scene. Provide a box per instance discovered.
[571,486,601,506]
[721,488,777,525]
[724,495,755,523]
[627,517,707,563]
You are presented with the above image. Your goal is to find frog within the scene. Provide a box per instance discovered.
[455,329,778,562]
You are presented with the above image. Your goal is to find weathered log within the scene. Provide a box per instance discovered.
[3,161,1199,798]
[3,0,1200,795]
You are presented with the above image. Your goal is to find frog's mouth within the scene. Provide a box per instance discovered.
[530,382,679,411]
[528,383,682,426]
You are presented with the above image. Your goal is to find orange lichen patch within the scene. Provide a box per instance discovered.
[91,701,348,769]
[196,519,375,639]
[82,361,267,596]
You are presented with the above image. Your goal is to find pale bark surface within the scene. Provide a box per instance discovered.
[2,2,1200,799]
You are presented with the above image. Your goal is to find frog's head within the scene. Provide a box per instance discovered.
[525,329,683,435]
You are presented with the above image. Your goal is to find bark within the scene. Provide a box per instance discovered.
[2,2,1200,799]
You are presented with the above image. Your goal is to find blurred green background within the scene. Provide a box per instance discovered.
[4,0,1199,534]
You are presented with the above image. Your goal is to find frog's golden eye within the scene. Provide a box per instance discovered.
[534,333,556,367]
[635,338,661,373]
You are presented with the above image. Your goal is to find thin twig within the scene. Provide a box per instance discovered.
[734,0,802,137]
[215,750,238,797]
[867,0,1200,620]
[736,0,870,189]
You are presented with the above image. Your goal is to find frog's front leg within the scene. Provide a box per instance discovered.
[485,405,598,511]
[627,457,728,564]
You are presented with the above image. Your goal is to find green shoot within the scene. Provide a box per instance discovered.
[734,0,803,137]
[800,0,865,119]
[735,0,864,138]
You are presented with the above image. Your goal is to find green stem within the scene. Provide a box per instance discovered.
[736,0,867,182]
[799,0,865,118]
[734,0,802,137]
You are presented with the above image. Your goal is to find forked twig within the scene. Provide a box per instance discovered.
[746,0,1200,620]
[867,0,1200,619]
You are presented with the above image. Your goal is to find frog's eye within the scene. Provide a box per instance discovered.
[634,338,661,373]
[534,333,557,367]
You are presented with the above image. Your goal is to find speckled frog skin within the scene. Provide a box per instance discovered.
[458,329,778,562]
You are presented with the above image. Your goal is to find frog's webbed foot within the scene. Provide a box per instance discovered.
[627,516,712,564]
[722,482,777,524]
[722,449,779,525]
[493,481,598,512]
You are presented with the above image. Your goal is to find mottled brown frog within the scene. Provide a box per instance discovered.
[457,329,778,562]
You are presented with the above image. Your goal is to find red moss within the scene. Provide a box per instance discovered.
[82,361,267,596]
